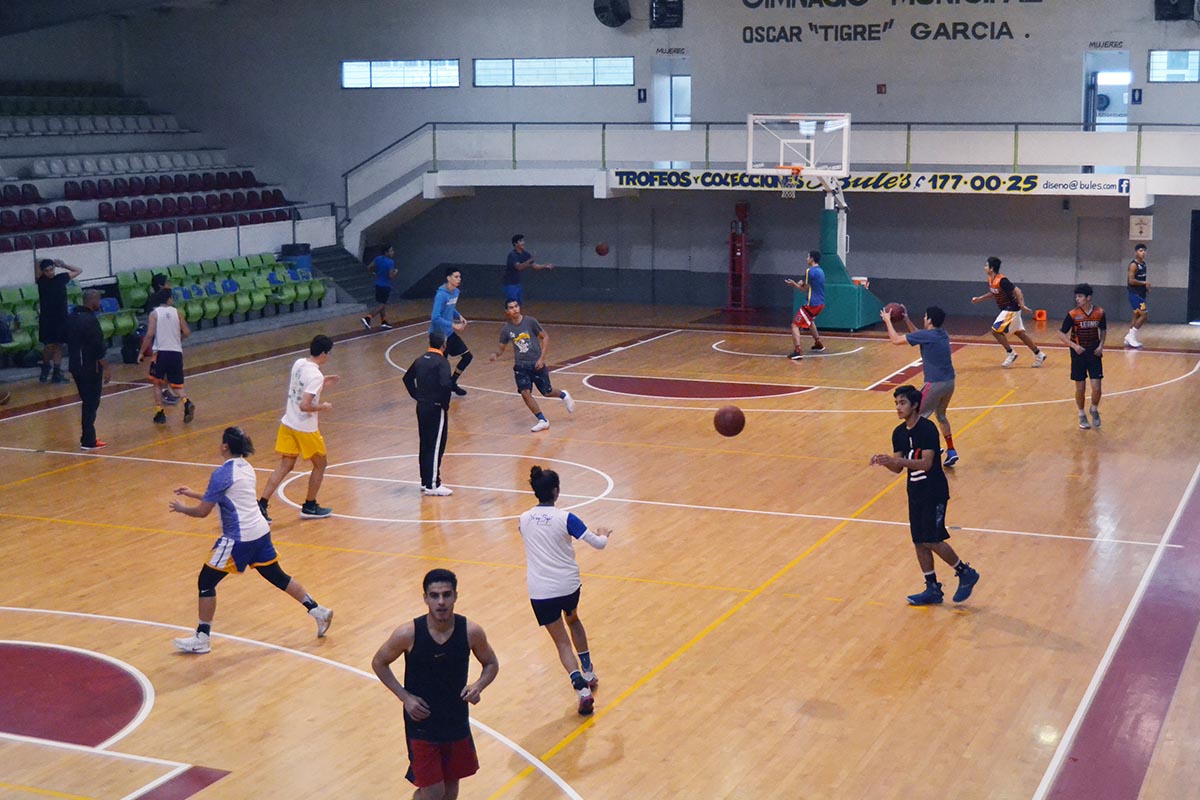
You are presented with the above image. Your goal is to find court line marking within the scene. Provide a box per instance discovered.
[0,445,1174,550]
[711,340,865,359]
[276,453,615,524]
[551,329,681,373]
[487,388,1014,798]
[0,779,93,800]
[0,730,189,768]
[0,607,583,800]
[122,765,190,800]
[1031,457,1200,800]
[0,641,155,751]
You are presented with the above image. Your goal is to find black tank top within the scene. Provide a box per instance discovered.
[1130,260,1148,299]
[403,614,471,741]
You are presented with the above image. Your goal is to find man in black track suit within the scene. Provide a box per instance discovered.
[403,332,454,496]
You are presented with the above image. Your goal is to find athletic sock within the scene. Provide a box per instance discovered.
[578,651,593,672]
[301,595,318,611]
[1090,405,1098,413]
[536,413,547,422]
[944,434,955,450]
[560,391,567,399]
[197,622,211,635]
[924,570,937,585]
[1004,347,1013,353]
[952,560,965,575]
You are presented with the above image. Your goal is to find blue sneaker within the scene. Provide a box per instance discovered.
[944,449,959,468]
[953,566,980,603]
[907,582,944,606]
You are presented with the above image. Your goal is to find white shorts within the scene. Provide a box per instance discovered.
[992,309,1024,334]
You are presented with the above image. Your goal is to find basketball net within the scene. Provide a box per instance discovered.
[780,166,803,200]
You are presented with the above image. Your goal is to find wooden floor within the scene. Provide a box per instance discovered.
[3,300,1200,799]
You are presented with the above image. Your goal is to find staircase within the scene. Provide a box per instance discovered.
[312,245,373,305]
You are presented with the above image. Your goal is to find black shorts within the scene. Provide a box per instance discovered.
[1070,350,1103,381]
[39,315,67,345]
[530,586,581,626]
[149,350,185,386]
[908,496,950,545]
[446,332,469,358]
[514,364,553,395]
[374,285,392,304]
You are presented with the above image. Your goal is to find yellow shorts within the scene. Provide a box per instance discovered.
[274,424,326,460]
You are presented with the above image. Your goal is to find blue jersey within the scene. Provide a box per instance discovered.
[906,327,955,383]
[373,255,395,288]
[429,285,461,336]
[805,266,826,307]
[202,458,270,542]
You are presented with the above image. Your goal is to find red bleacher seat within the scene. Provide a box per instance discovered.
[130,223,146,237]
[13,235,33,250]
[177,196,194,215]
[55,206,75,226]
[114,200,131,220]
[162,197,178,217]
[201,173,216,190]
[21,184,41,204]
[33,233,52,248]
[270,189,286,205]
[81,179,98,199]
[218,193,233,212]
[206,216,221,229]
[37,207,56,228]
[161,220,176,234]
[237,213,250,226]
[248,211,263,225]
[128,176,145,195]
[97,178,114,198]
[0,210,17,231]
[51,231,70,247]
[205,194,220,213]
[177,218,193,233]
[98,202,116,222]
[64,180,82,200]
[242,170,260,187]
[19,208,39,229]
[228,171,244,189]
[130,198,147,218]
[232,191,246,210]
[0,238,12,253]
[146,198,162,218]
[188,174,204,192]
[191,217,207,231]
[144,175,160,194]
[87,228,105,243]
[145,222,162,236]
[246,190,262,209]
[69,229,88,245]
[113,177,129,197]
[2,185,20,205]
[215,171,230,190]
[221,215,237,228]
[173,174,189,193]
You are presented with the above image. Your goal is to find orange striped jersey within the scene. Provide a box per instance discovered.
[988,273,1019,311]
[1061,304,1106,352]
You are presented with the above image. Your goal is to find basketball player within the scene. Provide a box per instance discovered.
[784,250,826,360]
[258,335,338,520]
[504,233,554,304]
[870,385,980,605]
[431,267,471,396]
[1058,283,1106,430]
[362,243,397,330]
[488,299,575,432]
[880,305,959,467]
[518,466,611,715]
[372,569,499,800]
[141,289,194,424]
[170,427,333,654]
[36,258,81,384]
[970,256,1046,368]
[403,332,454,496]
[1125,243,1149,349]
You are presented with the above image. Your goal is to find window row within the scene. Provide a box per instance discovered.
[1149,50,1200,83]
[341,57,634,89]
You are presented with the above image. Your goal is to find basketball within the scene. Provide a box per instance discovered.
[595,241,609,256]
[714,405,745,437]
[883,302,907,323]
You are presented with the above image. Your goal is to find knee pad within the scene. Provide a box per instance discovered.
[197,565,227,597]
[256,561,292,591]
[456,351,473,371]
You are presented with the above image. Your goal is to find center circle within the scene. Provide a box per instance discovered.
[276,453,616,524]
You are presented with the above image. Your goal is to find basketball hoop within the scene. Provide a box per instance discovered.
[780,166,803,199]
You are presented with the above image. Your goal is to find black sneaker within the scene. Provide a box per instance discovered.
[380,321,394,329]
[183,400,195,423]
[907,582,944,606]
[258,498,272,522]
[360,316,372,330]
[300,500,333,519]
[38,363,51,383]
[153,409,167,424]
[51,369,70,384]
[810,343,826,352]
[952,566,980,603]
[451,380,467,396]
[788,350,804,361]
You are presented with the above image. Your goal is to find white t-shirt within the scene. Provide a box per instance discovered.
[203,457,270,542]
[280,357,325,433]
[150,305,182,353]
[518,504,607,599]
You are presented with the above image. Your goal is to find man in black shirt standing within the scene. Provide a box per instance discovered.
[36,258,82,383]
[403,332,454,496]
[372,569,499,799]
[871,385,980,605]
[65,289,110,450]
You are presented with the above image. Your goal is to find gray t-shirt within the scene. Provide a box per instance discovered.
[906,327,955,383]
[499,315,545,367]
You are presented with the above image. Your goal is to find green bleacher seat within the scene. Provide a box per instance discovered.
[98,314,115,342]
[200,261,219,276]
[230,257,249,271]
[184,263,203,279]
[308,277,327,306]
[113,310,137,339]
[245,254,264,268]
[1,287,26,309]
[135,269,154,285]
[19,286,39,304]
[217,259,236,275]
[167,264,188,280]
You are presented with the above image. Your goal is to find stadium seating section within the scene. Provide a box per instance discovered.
[0,254,329,365]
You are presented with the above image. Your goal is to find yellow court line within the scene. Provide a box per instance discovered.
[0,513,752,595]
[487,387,1016,799]
[0,781,94,800]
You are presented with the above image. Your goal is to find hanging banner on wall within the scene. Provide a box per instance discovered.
[609,169,1133,196]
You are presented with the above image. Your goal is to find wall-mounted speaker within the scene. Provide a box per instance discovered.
[1155,0,1195,20]
[594,0,631,27]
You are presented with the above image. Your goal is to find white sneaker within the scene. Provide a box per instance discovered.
[531,419,550,432]
[1032,351,1047,367]
[1001,351,1018,368]
[310,606,333,637]
[1078,414,1091,430]
[562,390,575,414]
[1090,408,1102,429]
[422,484,453,496]
[173,632,211,654]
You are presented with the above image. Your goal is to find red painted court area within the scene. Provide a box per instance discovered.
[587,374,811,399]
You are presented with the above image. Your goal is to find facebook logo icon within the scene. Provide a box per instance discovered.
[1118,179,1131,194]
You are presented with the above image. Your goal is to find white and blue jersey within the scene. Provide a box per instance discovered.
[518,504,606,599]
[202,458,270,543]
[429,285,461,336]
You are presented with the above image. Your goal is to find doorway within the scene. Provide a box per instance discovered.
[652,56,690,168]
[1083,51,1131,174]
[1188,211,1200,322]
